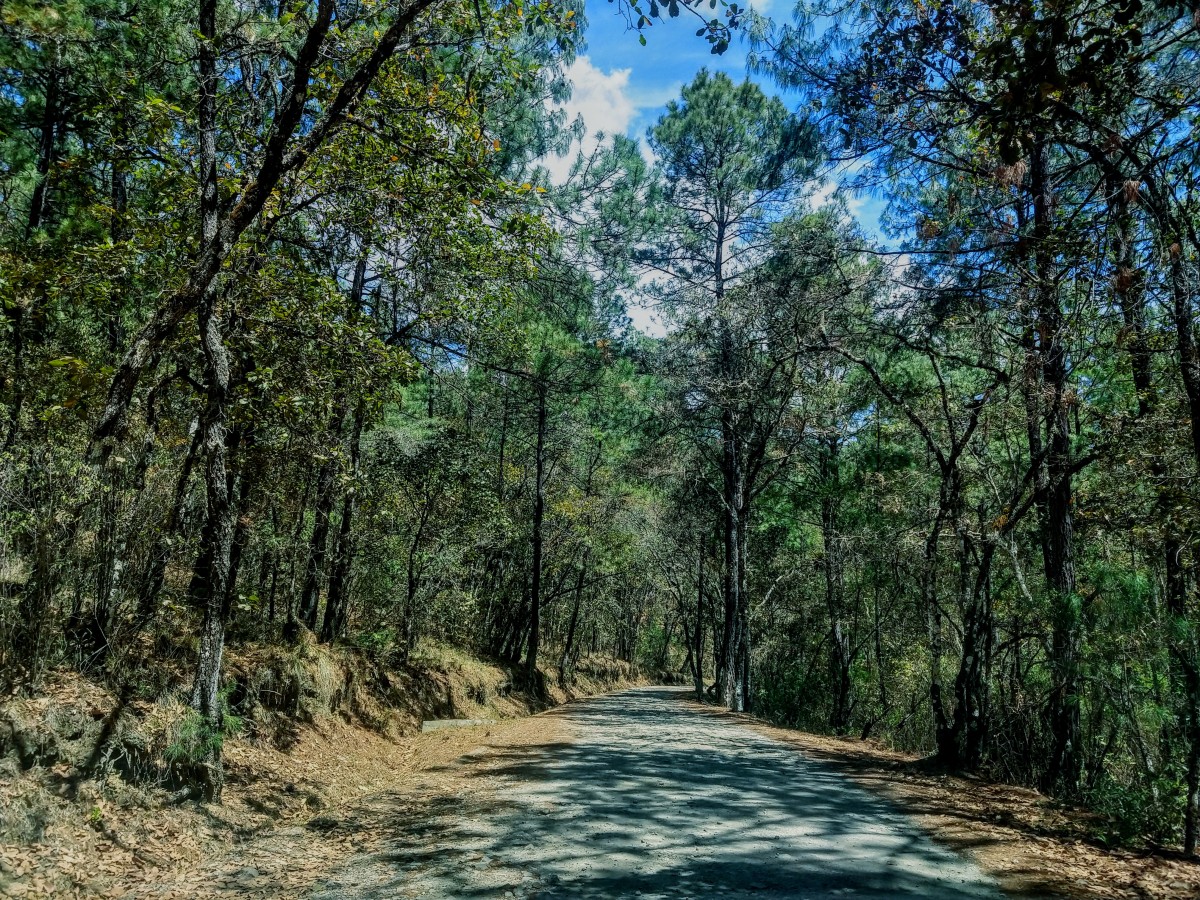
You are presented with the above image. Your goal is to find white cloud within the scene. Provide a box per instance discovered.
[808,164,872,231]
[747,0,778,14]
[809,179,838,209]
[542,56,637,182]
[566,56,636,136]
[627,296,667,337]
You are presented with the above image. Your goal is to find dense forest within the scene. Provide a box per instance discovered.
[5,0,1200,859]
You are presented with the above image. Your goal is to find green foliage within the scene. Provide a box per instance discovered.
[165,692,243,766]
[5,0,1200,859]
[1085,772,1186,848]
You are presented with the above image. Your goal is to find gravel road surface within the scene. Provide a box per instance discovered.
[308,686,1006,899]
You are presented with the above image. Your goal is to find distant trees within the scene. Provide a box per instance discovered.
[640,70,819,711]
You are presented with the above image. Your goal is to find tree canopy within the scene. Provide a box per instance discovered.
[5,0,1200,860]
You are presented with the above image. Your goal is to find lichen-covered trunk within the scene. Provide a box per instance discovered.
[188,293,234,802]
[186,0,232,801]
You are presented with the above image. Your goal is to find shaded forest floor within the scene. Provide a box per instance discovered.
[0,642,641,899]
[697,703,1200,900]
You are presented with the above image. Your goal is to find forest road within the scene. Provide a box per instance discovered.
[308,686,1007,899]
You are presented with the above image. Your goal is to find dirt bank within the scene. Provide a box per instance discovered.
[0,642,643,899]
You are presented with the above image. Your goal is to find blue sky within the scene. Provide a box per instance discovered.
[579,1,764,142]
[551,0,887,228]
[542,0,772,178]
[549,0,891,330]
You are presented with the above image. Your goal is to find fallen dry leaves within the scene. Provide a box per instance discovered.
[21,678,1184,900]
[119,708,571,899]
[0,667,580,900]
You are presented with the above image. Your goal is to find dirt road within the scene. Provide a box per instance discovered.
[307,686,1006,898]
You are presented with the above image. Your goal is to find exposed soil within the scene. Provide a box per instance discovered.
[0,644,637,899]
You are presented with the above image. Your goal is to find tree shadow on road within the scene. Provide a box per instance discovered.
[307,688,1014,899]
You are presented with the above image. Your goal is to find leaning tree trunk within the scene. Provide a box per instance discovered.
[86,0,440,466]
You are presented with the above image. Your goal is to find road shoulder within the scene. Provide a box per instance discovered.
[679,697,1199,900]
[118,708,571,898]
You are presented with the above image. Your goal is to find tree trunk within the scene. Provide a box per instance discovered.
[1112,180,1200,852]
[1168,244,1200,853]
[322,400,365,642]
[137,417,202,622]
[1031,139,1081,796]
[558,550,588,686]
[25,46,63,236]
[947,541,996,769]
[297,397,347,630]
[223,431,258,622]
[694,534,705,699]
[656,615,675,670]
[400,501,432,661]
[718,327,749,710]
[821,438,851,732]
[720,410,744,711]
[13,474,55,691]
[524,386,548,687]
[186,0,232,801]
[282,464,315,637]
[188,293,234,802]
[924,493,950,753]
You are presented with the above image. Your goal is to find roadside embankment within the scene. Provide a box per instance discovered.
[0,638,651,899]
